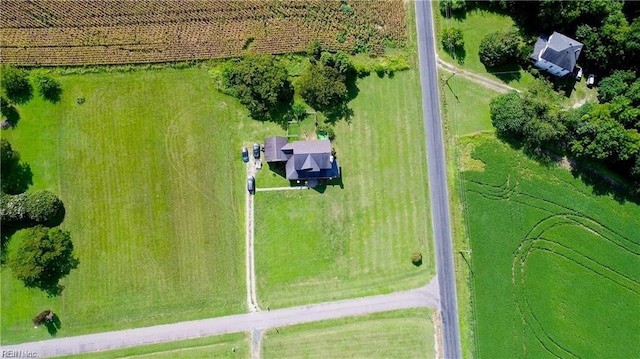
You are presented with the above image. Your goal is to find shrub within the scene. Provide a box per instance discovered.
[317,124,336,141]
[25,190,65,225]
[441,27,464,53]
[411,252,423,266]
[478,30,521,68]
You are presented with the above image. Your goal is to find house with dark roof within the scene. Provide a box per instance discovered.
[530,32,583,77]
[264,136,340,188]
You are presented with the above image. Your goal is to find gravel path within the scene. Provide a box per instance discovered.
[246,157,259,313]
[437,57,520,94]
[2,278,439,358]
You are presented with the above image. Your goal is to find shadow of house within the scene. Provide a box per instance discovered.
[264,136,340,189]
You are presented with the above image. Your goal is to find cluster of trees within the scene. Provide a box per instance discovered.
[222,55,293,121]
[221,42,357,124]
[1,66,62,128]
[490,74,640,193]
[489,0,639,75]
[298,42,357,120]
[441,27,465,59]
[1,138,75,296]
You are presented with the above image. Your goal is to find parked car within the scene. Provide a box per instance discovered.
[241,146,249,163]
[587,74,595,88]
[247,175,255,194]
[253,143,260,159]
[574,67,583,81]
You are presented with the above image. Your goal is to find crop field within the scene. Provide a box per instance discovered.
[1,0,406,66]
[261,309,435,359]
[1,68,285,344]
[254,70,433,308]
[458,135,640,358]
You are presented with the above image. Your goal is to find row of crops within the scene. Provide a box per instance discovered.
[0,0,406,66]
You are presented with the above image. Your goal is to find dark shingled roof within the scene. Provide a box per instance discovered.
[264,136,289,162]
[264,138,340,181]
[531,32,583,72]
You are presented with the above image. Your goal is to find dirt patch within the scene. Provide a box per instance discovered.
[459,141,485,172]
[433,310,443,359]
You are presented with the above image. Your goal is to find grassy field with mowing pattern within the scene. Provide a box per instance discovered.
[1,68,284,344]
[254,70,434,308]
[262,309,435,358]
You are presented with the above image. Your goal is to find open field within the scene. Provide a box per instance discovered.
[262,309,435,359]
[439,71,498,137]
[1,0,405,66]
[55,333,248,359]
[254,69,433,308]
[458,134,640,358]
[1,68,285,344]
[433,3,535,90]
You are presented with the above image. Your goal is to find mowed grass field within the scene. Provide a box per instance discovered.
[56,333,248,359]
[440,71,498,137]
[254,70,433,308]
[1,68,284,344]
[458,135,640,358]
[262,309,435,358]
[434,3,536,90]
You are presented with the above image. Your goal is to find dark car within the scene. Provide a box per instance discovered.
[247,176,255,194]
[253,143,260,159]
[241,146,249,163]
[574,67,583,81]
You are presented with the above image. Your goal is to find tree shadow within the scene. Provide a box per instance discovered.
[44,314,62,336]
[2,162,34,194]
[1,101,20,128]
[485,63,522,84]
[497,134,639,204]
[42,86,62,103]
[454,46,466,65]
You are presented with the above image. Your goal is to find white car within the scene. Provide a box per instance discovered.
[586,74,595,88]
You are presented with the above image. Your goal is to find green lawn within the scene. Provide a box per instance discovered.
[262,309,435,359]
[56,333,249,359]
[1,68,284,344]
[254,70,434,308]
[459,134,640,358]
[440,71,498,136]
[434,3,536,90]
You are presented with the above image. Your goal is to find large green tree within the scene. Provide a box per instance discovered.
[222,55,293,120]
[1,66,33,104]
[8,226,79,296]
[299,63,348,112]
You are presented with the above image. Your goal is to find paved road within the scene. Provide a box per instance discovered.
[415,1,462,358]
[1,278,439,358]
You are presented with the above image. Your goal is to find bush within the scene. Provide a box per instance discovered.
[1,190,65,226]
[411,252,423,266]
[317,124,336,141]
[441,27,464,53]
[478,30,521,68]
[25,190,65,225]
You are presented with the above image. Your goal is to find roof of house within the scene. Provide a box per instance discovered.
[264,136,289,162]
[531,32,583,72]
[264,137,340,181]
